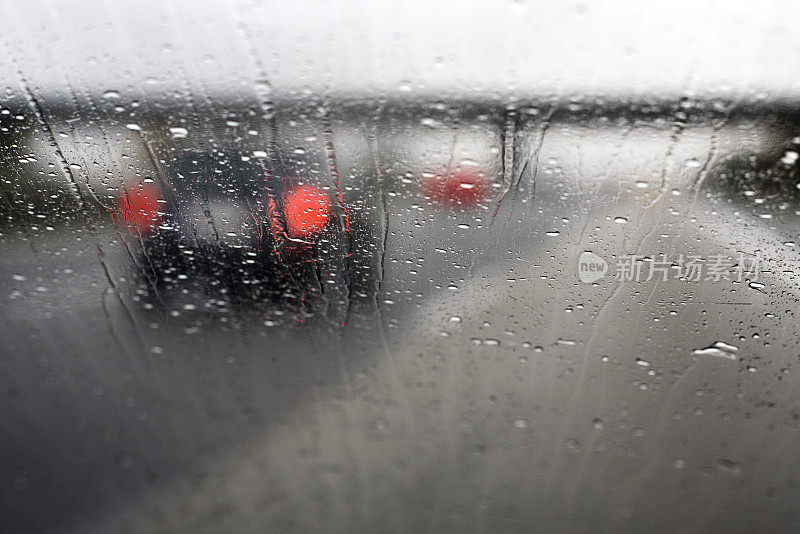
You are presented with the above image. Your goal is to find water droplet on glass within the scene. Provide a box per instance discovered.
[514,418,529,429]
[692,341,739,360]
[781,151,798,165]
[169,127,188,139]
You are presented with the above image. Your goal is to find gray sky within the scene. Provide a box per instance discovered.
[3,0,799,99]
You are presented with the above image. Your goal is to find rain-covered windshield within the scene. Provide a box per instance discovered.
[2,1,800,532]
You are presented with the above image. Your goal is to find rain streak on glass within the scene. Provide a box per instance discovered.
[0,1,799,533]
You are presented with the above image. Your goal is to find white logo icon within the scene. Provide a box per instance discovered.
[578,252,608,283]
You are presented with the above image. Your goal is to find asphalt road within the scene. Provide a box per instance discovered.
[1,120,799,533]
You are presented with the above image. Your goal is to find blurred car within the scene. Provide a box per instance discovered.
[116,148,334,301]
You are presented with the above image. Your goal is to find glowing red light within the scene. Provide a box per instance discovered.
[283,185,331,239]
[116,183,162,234]
[421,168,488,208]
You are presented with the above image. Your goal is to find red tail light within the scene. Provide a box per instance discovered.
[421,168,488,208]
[116,183,162,234]
[282,185,331,239]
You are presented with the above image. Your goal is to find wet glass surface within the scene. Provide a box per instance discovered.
[2,1,800,532]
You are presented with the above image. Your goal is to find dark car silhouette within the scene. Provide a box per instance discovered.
[116,149,333,301]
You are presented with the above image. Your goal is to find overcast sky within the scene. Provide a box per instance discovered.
[3,0,799,100]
